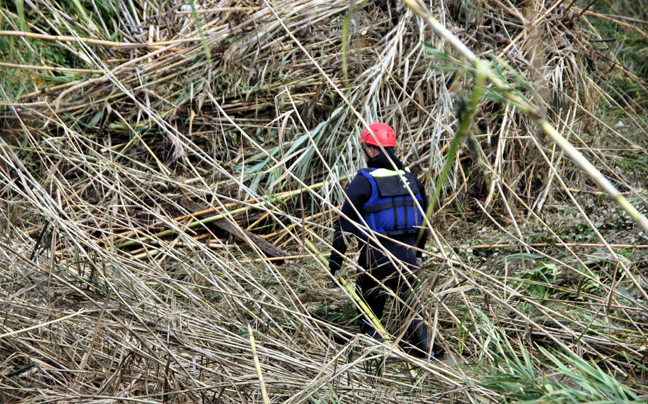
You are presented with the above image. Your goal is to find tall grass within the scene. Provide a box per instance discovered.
[0,0,647,402]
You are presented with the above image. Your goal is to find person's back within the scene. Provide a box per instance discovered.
[328,122,435,358]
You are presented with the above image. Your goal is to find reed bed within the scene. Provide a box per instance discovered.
[1,0,648,402]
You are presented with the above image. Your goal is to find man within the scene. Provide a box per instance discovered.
[328,122,434,358]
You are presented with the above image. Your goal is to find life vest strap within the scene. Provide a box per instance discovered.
[368,167,410,177]
[360,198,418,215]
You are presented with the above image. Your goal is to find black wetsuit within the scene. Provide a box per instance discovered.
[329,149,430,331]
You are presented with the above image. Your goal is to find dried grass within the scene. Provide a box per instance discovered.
[1,0,648,402]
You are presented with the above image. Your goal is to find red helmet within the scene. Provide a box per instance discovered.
[360,122,397,148]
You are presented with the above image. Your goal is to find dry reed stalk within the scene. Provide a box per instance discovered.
[1,0,647,402]
[471,242,648,249]
[0,30,196,48]
[404,0,648,232]
[248,324,270,404]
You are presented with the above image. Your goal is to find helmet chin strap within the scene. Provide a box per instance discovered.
[363,148,372,161]
[362,145,378,162]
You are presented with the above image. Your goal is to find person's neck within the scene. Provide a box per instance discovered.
[367,149,404,170]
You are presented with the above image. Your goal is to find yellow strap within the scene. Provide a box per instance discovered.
[368,167,411,178]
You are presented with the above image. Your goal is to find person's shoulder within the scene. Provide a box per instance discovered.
[339,171,373,207]
[351,169,372,183]
[346,170,373,194]
[357,167,375,173]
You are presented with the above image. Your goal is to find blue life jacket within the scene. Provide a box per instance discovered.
[355,167,424,237]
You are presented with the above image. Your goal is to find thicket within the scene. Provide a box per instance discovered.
[1,0,648,402]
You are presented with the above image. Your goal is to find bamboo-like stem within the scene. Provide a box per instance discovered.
[403,0,648,233]
[79,290,112,371]
[175,7,259,14]
[263,209,332,239]
[115,176,346,248]
[248,324,270,404]
[471,243,648,250]
[0,30,196,48]
[239,252,333,263]
[0,309,87,339]
[0,62,103,74]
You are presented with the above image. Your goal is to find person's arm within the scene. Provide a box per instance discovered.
[328,174,372,274]
[416,177,430,257]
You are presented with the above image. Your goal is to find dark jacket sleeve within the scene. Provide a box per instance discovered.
[328,174,372,274]
[415,176,430,256]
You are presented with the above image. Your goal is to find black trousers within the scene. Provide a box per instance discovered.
[355,263,419,331]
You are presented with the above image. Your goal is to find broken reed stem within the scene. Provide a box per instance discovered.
[115,176,346,248]
[79,290,112,371]
[247,212,270,231]
[238,252,333,263]
[0,30,197,48]
[263,208,333,239]
[471,243,648,249]
[248,324,270,404]
[403,0,648,234]
[0,62,103,74]
[0,310,87,339]
[115,196,255,243]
